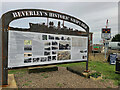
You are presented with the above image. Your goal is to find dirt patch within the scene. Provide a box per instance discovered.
[14,67,118,88]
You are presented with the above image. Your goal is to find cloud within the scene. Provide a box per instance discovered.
[1,2,118,44]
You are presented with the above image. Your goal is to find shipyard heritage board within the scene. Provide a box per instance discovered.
[8,30,88,68]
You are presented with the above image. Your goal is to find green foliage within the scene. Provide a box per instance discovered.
[112,34,120,42]
[90,72,101,78]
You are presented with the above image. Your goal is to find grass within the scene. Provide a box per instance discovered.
[23,83,29,86]
[28,80,32,83]
[58,61,120,86]
[8,69,27,74]
[41,73,49,78]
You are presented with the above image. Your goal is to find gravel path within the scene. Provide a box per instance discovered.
[15,67,118,88]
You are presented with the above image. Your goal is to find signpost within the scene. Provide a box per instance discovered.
[101,28,111,40]
[101,20,111,59]
[0,9,90,85]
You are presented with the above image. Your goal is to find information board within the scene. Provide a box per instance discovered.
[8,30,88,68]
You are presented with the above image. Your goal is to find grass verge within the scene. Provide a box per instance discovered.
[58,61,120,86]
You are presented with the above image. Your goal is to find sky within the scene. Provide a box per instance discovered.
[0,0,119,44]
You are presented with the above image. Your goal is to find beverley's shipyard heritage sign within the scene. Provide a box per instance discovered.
[2,9,89,32]
[1,9,90,85]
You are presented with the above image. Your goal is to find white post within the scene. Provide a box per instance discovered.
[104,40,107,59]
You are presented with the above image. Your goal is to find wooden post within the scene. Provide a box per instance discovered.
[1,17,8,85]
[85,30,89,72]
[0,19,2,86]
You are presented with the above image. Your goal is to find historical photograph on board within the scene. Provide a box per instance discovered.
[44,47,51,50]
[24,40,32,45]
[24,58,32,63]
[42,35,47,40]
[44,51,51,56]
[44,42,51,46]
[59,41,71,50]
[57,51,71,60]
[24,53,32,57]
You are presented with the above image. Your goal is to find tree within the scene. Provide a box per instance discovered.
[111,34,120,42]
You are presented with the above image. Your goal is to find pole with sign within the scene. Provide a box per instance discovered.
[101,20,111,59]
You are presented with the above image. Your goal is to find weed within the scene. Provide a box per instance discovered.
[56,83,63,87]
[41,73,45,76]
[28,81,32,83]
[23,83,29,86]
[41,73,49,78]
[100,79,104,82]
[44,75,48,78]
[107,86,112,88]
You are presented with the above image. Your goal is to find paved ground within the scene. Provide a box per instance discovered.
[15,67,118,88]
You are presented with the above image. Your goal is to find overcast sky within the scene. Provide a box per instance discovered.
[0,1,119,44]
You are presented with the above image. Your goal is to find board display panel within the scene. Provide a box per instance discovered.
[8,30,88,68]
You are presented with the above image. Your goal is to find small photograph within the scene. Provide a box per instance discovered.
[44,47,51,50]
[55,37,60,40]
[80,50,87,53]
[49,35,54,40]
[61,36,66,40]
[52,56,56,60]
[80,50,84,53]
[84,50,87,53]
[82,55,87,59]
[59,41,71,50]
[44,42,51,46]
[57,51,71,60]
[24,58,32,63]
[67,37,71,40]
[40,57,47,62]
[42,35,47,40]
[24,46,32,51]
[44,51,50,55]
[52,51,56,54]
[52,41,58,45]
[33,58,40,62]
[52,46,58,50]
[24,53,32,57]
[24,40,32,45]
[48,56,51,61]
